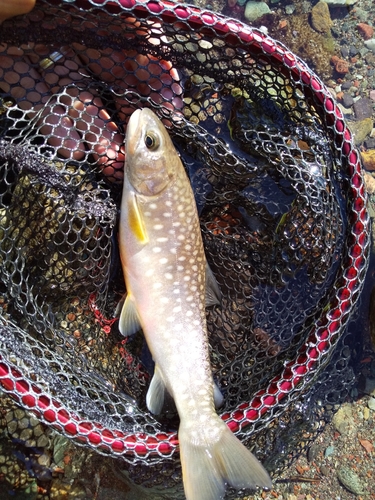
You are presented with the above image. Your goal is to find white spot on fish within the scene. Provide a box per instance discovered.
[161,297,169,304]
[152,247,162,253]
[165,273,173,280]
[186,310,193,317]
[149,203,158,210]
[159,257,168,264]
[153,282,162,289]
[154,224,163,230]
[177,234,185,241]
[145,269,154,277]
[156,237,169,243]
[178,256,186,261]
[173,306,182,313]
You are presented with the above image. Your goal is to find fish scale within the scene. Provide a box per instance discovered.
[119,108,271,500]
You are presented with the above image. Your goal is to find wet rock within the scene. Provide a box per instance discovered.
[337,466,364,495]
[340,46,349,58]
[365,39,375,53]
[364,138,375,149]
[357,23,374,41]
[353,97,373,120]
[244,1,270,22]
[342,93,354,108]
[332,404,355,435]
[361,150,375,171]
[311,1,332,33]
[348,118,373,145]
[368,396,375,411]
[331,56,350,75]
[320,0,357,4]
[364,172,375,194]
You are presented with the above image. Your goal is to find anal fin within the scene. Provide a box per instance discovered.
[119,294,141,337]
[205,262,221,307]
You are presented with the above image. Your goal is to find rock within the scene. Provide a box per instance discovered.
[321,0,357,4]
[348,118,373,145]
[311,1,332,33]
[357,23,374,40]
[368,396,375,410]
[324,445,335,457]
[342,93,354,108]
[364,172,375,194]
[332,404,354,435]
[370,90,375,102]
[337,466,364,495]
[361,150,375,171]
[331,56,350,74]
[244,1,271,22]
[365,39,375,53]
[353,97,373,120]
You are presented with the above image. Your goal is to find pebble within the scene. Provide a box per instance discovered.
[342,93,354,108]
[361,150,375,171]
[311,1,332,33]
[331,56,350,75]
[370,90,375,102]
[320,0,357,3]
[324,444,335,457]
[353,97,373,120]
[357,23,374,40]
[365,38,375,53]
[368,396,375,410]
[244,1,271,22]
[337,466,364,495]
[332,404,354,435]
[365,172,375,194]
[348,118,373,145]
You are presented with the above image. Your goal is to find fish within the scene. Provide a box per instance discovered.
[118,107,272,500]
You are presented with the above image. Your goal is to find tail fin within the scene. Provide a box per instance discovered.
[179,418,272,500]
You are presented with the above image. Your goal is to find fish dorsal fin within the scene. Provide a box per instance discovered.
[128,192,149,245]
[119,293,142,337]
[146,364,166,415]
[205,262,221,307]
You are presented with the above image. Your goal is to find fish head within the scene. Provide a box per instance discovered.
[125,108,177,196]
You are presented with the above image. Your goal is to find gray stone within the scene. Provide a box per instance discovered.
[365,39,375,53]
[321,0,357,4]
[244,1,271,22]
[353,97,373,120]
[337,466,364,495]
[342,93,354,108]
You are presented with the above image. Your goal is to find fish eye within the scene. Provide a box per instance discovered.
[144,132,160,150]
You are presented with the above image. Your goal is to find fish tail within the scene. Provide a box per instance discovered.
[178,418,272,500]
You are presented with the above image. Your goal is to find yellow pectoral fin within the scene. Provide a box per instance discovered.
[128,193,149,244]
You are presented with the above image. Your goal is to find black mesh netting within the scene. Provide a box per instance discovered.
[0,0,371,498]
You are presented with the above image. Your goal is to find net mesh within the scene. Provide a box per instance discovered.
[0,0,370,497]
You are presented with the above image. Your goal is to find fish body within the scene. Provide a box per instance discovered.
[119,108,272,500]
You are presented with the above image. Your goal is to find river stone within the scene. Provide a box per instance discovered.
[365,39,375,53]
[337,466,364,495]
[321,0,358,4]
[244,1,271,22]
[348,118,373,145]
[311,1,333,33]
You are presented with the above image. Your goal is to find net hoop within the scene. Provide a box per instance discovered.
[0,0,370,459]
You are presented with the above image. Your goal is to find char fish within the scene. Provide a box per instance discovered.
[119,108,272,500]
